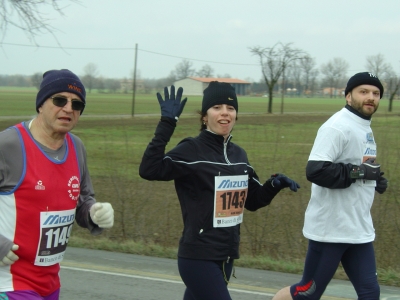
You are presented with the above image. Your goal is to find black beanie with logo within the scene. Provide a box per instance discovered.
[345,72,384,99]
[201,81,238,113]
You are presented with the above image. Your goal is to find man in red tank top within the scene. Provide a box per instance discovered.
[0,69,114,300]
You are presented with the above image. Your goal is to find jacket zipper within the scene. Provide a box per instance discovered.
[223,137,232,164]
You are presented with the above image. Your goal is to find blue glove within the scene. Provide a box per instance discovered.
[157,85,187,121]
[271,173,300,192]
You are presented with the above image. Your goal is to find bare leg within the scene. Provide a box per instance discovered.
[272,286,292,300]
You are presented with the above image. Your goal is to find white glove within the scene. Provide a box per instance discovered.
[0,244,19,266]
[89,202,114,228]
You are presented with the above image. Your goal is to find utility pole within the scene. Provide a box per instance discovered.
[131,43,138,117]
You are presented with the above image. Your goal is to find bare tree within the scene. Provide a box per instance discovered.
[104,78,121,93]
[196,64,214,78]
[170,59,195,80]
[320,57,349,98]
[82,63,99,93]
[366,54,391,78]
[365,54,394,98]
[384,66,400,112]
[250,42,306,113]
[287,63,301,96]
[299,55,319,97]
[0,0,80,43]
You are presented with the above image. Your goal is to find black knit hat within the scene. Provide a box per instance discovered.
[345,72,384,99]
[36,69,86,113]
[202,81,238,113]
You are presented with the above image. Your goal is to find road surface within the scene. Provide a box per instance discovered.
[59,247,400,299]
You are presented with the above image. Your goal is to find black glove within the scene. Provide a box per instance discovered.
[157,85,187,122]
[270,173,300,192]
[375,172,388,194]
[351,158,380,180]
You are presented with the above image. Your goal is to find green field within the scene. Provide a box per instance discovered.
[1,88,400,287]
[2,86,399,116]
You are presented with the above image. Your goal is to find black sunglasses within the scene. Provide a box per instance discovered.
[50,96,85,111]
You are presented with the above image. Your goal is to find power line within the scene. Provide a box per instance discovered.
[0,42,136,50]
[139,48,258,66]
[0,42,259,66]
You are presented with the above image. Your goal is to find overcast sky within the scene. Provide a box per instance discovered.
[1,0,399,82]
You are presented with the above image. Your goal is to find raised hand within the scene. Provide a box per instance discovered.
[157,85,187,121]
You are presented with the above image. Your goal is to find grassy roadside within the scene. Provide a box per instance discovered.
[69,236,400,288]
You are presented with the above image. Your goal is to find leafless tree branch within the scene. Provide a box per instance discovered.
[0,0,81,44]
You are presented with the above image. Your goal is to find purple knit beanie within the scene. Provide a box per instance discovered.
[36,69,86,113]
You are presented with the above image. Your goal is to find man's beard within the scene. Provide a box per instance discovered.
[350,99,378,116]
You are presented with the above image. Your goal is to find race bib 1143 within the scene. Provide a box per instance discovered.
[213,175,248,228]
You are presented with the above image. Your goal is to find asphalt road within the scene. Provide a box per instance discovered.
[59,247,400,300]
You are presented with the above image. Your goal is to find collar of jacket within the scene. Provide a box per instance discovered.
[199,129,232,145]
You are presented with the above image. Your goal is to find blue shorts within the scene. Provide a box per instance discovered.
[178,257,234,300]
[290,240,379,300]
[0,289,60,300]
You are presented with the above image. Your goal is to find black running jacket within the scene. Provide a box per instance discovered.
[139,119,281,261]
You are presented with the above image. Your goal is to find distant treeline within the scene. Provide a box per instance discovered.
[0,74,274,95]
[0,74,32,88]
[1,73,399,100]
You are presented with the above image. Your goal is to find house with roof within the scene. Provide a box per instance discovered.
[174,77,251,96]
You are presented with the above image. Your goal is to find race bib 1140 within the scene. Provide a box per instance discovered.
[34,208,76,266]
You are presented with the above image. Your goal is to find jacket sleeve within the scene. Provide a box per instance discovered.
[306,160,354,189]
[244,167,280,212]
[139,119,196,181]
[306,125,355,189]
